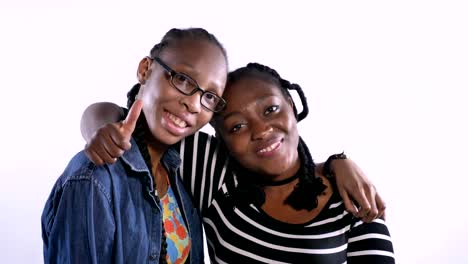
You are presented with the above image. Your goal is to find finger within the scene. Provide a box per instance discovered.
[340,190,359,217]
[108,125,132,151]
[84,147,105,166]
[380,210,386,221]
[122,99,143,133]
[375,192,387,220]
[353,189,372,219]
[362,187,378,223]
[102,133,126,158]
[93,142,118,164]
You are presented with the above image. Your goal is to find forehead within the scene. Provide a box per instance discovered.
[224,77,283,103]
[160,39,228,90]
[160,39,226,72]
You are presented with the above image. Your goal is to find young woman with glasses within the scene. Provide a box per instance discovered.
[42,27,385,263]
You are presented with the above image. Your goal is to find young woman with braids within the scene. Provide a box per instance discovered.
[205,63,394,263]
[50,28,387,263]
[41,28,229,263]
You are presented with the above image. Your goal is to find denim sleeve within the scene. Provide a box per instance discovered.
[41,177,115,264]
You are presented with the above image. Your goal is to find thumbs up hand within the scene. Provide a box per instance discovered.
[84,100,143,165]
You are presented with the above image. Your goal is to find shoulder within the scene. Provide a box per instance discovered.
[173,131,220,153]
[41,151,120,246]
[180,131,218,145]
[49,151,116,204]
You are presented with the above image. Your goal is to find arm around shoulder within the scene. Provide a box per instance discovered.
[80,102,125,142]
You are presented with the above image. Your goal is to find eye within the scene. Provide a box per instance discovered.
[174,73,190,84]
[202,92,221,109]
[229,123,245,133]
[172,73,196,93]
[264,105,279,115]
[204,92,216,102]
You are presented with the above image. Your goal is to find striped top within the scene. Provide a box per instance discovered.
[174,132,395,263]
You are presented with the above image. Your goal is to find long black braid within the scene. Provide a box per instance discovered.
[221,63,326,211]
[126,28,227,263]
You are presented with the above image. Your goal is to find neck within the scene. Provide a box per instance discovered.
[147,142,170,197]
[261,172,300,187]
[145,127,169,161]
[261,150,301,184]
[147,142,168,171]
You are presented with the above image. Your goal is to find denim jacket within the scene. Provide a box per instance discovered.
[41,139,204,264]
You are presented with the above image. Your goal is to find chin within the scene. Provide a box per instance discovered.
[148,129,182,146]
[246,164,287,177]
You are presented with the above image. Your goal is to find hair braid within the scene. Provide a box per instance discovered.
[149,28,227,62]
[126,84,169,263]
[227,62,309,122]
[222,62,324,211]
[284,137,327,210]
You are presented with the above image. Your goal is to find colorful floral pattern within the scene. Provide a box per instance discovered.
[161,186,191,264]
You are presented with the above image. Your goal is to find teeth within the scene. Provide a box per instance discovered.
[167,112,187,128]
[259,142,280,153]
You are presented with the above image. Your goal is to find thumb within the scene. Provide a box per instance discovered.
[122,99,143,133]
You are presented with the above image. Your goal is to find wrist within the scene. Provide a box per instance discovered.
[322,152,347,178]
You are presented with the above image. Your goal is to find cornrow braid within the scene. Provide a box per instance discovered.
[126,84,169,263]
[125,27,227,264]
[223,62,325,211]
[149,27,227,63]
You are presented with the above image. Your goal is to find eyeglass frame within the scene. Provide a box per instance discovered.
[151,57,227,113]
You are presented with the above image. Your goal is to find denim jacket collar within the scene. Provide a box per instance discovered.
[120,138,181,173]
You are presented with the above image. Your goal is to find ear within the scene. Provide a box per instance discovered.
[137,57,153,84]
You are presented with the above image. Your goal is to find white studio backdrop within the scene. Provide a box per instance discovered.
[0,0,467,263]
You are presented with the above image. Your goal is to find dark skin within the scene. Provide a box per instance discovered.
[85,39,228,196]
[81,66,385,222]
[213,76,366,223]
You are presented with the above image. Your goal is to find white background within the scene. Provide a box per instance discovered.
[1,0,467,263]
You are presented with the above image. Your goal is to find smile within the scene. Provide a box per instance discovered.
[257,140,282,156]
[166,111,188,128]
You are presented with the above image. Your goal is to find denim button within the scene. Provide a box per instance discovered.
[149,254,157,260]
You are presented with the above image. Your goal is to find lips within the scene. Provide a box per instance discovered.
[255,137,283,157]
[161,110,195,137]
[166,111,188,128]
[164,110,193,128]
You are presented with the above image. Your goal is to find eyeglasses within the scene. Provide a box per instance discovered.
[152,57,226,113]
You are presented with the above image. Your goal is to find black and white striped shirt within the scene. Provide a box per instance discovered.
[174,132,395,263]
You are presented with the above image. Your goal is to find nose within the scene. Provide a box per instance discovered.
[180,91,202,113]
[251,121,274,140]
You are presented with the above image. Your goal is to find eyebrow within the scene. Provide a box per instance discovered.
[176,64,224,93]
[222,111,241,121]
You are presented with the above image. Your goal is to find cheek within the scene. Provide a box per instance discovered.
[285,116,300,146]
[140,84,162,107]
[222,134,249,160]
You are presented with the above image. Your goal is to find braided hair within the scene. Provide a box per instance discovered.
[149,27,227,63]
[220,63,326,211]
[126,28,227,263]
